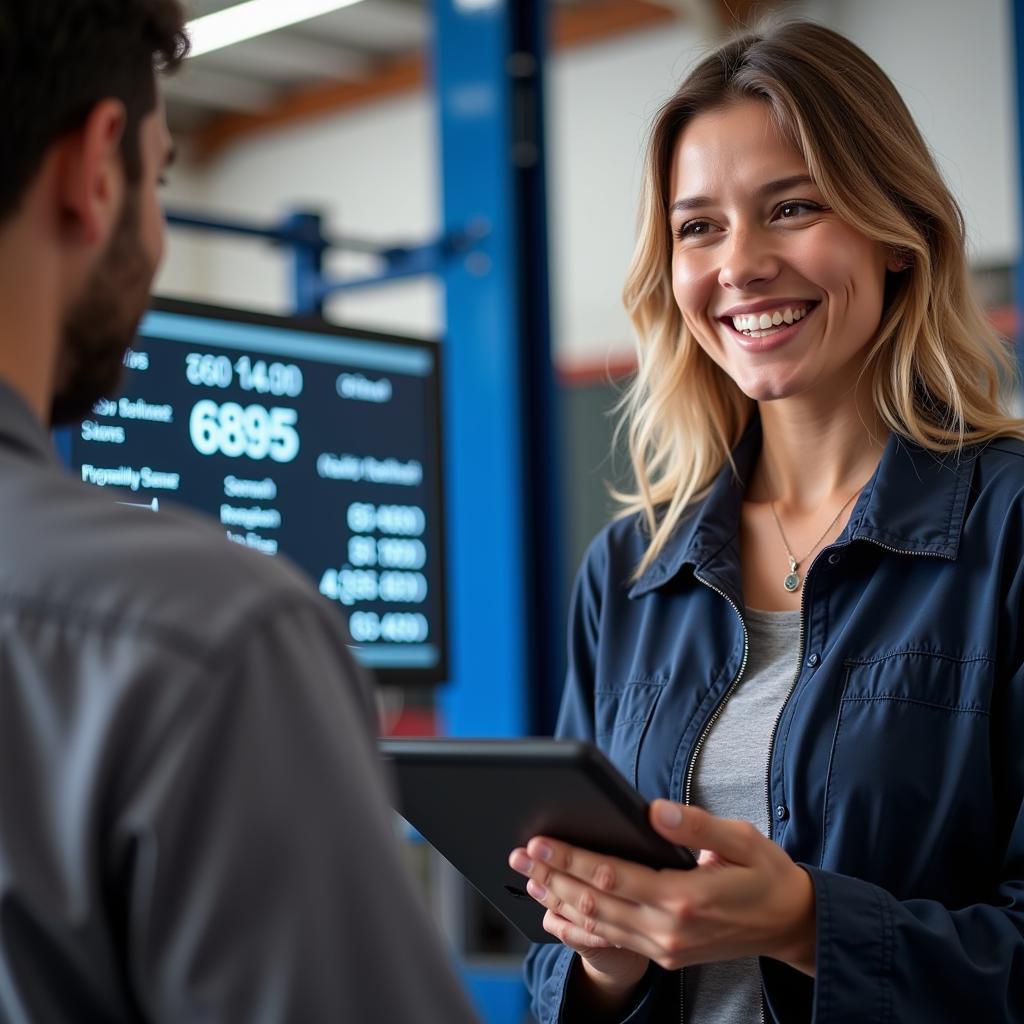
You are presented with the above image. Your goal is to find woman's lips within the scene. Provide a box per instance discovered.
[720,302,819,352]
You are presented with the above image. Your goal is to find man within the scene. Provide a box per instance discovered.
[0,3,477,1021]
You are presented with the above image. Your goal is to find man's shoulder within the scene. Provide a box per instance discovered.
[0,461,323,650]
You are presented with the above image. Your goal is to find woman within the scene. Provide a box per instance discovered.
[509,19,1024,1024]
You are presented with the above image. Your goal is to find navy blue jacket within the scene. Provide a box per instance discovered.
[525,419,1024,1023]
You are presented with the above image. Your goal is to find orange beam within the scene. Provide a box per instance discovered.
[553,0,676,48]
[195,0,678,160]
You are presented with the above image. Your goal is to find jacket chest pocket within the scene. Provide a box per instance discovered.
[594,679,667,788]
[821,651,994,892]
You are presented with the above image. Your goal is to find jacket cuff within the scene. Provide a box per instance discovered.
[537,948,660,1024]
[791,864,893,1024]
[533,945,575,1024]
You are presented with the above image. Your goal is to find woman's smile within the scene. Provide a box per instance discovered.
[716,299,821,353]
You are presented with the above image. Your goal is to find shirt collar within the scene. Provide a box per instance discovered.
[629,414,975,599]
[0,380,61,468]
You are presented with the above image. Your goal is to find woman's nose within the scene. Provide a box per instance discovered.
[716,227,780,291]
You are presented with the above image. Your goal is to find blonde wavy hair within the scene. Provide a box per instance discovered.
[614,19,1024,577]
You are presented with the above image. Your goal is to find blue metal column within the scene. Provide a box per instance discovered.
[1015,0,1024,367]
[433,0,560,743]
[434,0,560,1016]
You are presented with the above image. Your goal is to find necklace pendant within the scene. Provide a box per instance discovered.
[783,558,800,593]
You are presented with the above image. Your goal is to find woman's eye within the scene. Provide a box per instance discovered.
[675,220,714,240]
[776,200,821,220]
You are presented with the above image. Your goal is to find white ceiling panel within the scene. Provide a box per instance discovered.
[296,1,428,54]
[199,32,372,82]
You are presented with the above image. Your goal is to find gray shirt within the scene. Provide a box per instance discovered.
[0,383,477,1024]
[685,607,801,1024]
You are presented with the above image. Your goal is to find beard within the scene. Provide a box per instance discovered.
[50,189,155,427]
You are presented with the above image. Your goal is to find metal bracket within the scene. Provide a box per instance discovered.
[165,207,490,315]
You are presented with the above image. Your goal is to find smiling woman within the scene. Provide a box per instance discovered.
[617,18,1021,581]
[517,17,1024,1024]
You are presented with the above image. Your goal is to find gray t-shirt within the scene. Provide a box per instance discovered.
[684,607,801,1024]
[0,383,477,1024]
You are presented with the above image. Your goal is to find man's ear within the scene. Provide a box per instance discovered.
[54,99,127,249]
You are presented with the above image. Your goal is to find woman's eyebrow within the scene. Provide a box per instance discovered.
[669,174,816,215]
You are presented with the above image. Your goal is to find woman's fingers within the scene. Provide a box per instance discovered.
[649,801,761,865]
[540,907,611,949]
[540,895,666,963]
[528,863,654,936]
[513,838,666,905]
[524,866,672,964]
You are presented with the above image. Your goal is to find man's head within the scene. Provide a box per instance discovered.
[0,0,188,424]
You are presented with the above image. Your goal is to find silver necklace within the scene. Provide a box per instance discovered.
[769,488,862,593]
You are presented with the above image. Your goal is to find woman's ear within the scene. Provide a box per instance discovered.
[886,246,913,273]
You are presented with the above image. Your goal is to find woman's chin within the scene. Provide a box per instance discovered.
[731,371,808,403]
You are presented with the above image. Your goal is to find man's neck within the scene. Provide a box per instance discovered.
[0,221,63,425]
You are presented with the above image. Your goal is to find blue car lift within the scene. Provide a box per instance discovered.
[166,0,559,1017]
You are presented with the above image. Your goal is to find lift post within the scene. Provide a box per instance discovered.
[434,0,560,1016]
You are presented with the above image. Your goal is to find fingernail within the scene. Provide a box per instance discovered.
[510,851,534,874]
[527,879,548,901]
[656,802,683,827]
[533,841,553,862]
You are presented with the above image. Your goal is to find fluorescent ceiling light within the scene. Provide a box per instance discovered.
[187,0,364,58]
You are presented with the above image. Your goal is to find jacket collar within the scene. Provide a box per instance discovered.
[629,414,975,599]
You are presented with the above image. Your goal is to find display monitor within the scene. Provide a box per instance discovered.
[58,297,447,688]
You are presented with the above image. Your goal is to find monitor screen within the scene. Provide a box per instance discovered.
[60,297,447,688]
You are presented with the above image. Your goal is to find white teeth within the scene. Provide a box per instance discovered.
[729,304,810,334]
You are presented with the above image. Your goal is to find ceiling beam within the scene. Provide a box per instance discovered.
[193,0,678,159]
[713,0,777,30]
[164,67,279,113]
[200,33,373,82]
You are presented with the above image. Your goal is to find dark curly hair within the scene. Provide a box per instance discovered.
[0,0,189,223]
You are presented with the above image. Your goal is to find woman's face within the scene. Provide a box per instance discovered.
[669,99,896,404]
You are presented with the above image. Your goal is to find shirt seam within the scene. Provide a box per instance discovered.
[839,694,989,717]
[843,650,993,666]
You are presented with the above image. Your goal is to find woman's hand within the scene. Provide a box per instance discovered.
[532,902,650,1009]
[509,846,651,1007]
[508,799,817,977]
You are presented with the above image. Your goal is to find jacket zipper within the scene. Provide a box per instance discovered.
[679,569,750,1024]
[681,544,832,1024]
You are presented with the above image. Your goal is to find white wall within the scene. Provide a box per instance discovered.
[156,147,213,300]
[809,0,1018,266]
[157,0,1019,368]
[157,94,443,334]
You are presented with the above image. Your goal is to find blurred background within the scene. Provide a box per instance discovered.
[143,0,1020,1018]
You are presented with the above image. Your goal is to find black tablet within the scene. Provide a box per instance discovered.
[379,737,696,944]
